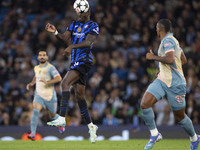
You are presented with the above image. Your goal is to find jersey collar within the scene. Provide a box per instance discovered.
[161,33,173,42]
[39,62,48,68]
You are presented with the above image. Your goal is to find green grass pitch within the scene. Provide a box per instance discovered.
[0,139,190,150]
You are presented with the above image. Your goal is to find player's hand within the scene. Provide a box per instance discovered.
[146,49,155,60]
[26,83,34,90]
[63,45,73,56]
[45,23,56,33]
[40,78,49,84]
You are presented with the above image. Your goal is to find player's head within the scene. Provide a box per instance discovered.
[73,0,90,22]
[156,19,172,37]
[77,10,90,22]
[37,49,48,64]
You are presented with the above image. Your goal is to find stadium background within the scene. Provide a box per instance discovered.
[0,0,200,140]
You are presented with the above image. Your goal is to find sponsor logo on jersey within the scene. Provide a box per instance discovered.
[77,27,82,32]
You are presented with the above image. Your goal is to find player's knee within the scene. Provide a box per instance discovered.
[61,80,70,91]
[76,93,85,101]
[75,91,85,101]
[140,102,149,109]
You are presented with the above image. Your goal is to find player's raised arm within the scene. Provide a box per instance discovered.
[45,23,71,44]
[26,76,36,90]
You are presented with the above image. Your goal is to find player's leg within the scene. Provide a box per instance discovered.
[140,79,165,149]
[140,92,157,133]
[74,83,98,143]
[46,94,65,134]
[28,101,43,141]
[47,70,79,127]
[49,112,65,134]
[169,91,200,150]
[60,70,80,116]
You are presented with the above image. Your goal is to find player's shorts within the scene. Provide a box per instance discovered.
[146,79,186,111]
[69,61,93,85]
[33,91,57,113]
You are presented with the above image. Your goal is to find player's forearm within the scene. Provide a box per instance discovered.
[56,33,68,42]
[153,55,174,64]
[31,77,36,85]
[181,51,187,65]
[47,76,62,84]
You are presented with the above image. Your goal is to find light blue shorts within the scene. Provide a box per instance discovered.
[146,79,186,111]
[34,91,57,113]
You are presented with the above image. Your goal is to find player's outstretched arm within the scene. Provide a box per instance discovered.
[26,76,36,90]
[146,50,175,64]
[45,23,71,44]
[63,34,97,56]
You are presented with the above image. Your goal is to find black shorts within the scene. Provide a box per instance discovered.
[69,62,93,85]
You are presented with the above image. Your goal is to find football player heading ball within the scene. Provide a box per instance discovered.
[45,0,99,143]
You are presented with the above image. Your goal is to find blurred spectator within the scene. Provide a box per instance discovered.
[103,109,118,126]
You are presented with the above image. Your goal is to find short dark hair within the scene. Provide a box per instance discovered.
[158,19,172,33]
[37,49,48,55]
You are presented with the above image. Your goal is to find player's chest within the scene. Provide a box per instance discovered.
[158,43,165,57]
[72,24,90,38]
[35,68,50,78]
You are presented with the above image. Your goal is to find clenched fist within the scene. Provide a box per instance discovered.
[45,23,56,33]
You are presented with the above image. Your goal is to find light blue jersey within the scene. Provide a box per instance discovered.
[157,33,186,87]
[147,33,186,110]
[34,62,60,101]
[33,62,60,113]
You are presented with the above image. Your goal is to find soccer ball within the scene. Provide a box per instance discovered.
[73,0,89,14]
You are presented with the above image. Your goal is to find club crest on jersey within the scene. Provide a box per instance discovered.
[77,27,82,32]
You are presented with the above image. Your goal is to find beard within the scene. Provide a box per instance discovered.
[39,59,46,64]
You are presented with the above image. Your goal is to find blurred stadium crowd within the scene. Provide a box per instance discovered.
[0,0,200,129]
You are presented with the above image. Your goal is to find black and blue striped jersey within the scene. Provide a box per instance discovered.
[67,20,99,64]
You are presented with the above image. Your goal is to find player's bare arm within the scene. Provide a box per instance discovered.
[181,50,187,65]
[40,75,62,84]
[45,23,71,43]
[63,34,97,56]
[26,76,36,90]
[146,49,175,64]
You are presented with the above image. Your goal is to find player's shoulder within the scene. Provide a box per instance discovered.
[34,65,39,71]
[47,63,56,69]
[163,36,176,46]
[90,21,98,27]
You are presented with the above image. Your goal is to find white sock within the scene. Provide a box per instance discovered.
[88,122,93,128]
[190,134,198,142]
[150,128,159,136]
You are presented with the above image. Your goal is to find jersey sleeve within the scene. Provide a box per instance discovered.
[66,21,75,32]
[49,66,60,78]
[163,38,175,54]
[88,22,99,37]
